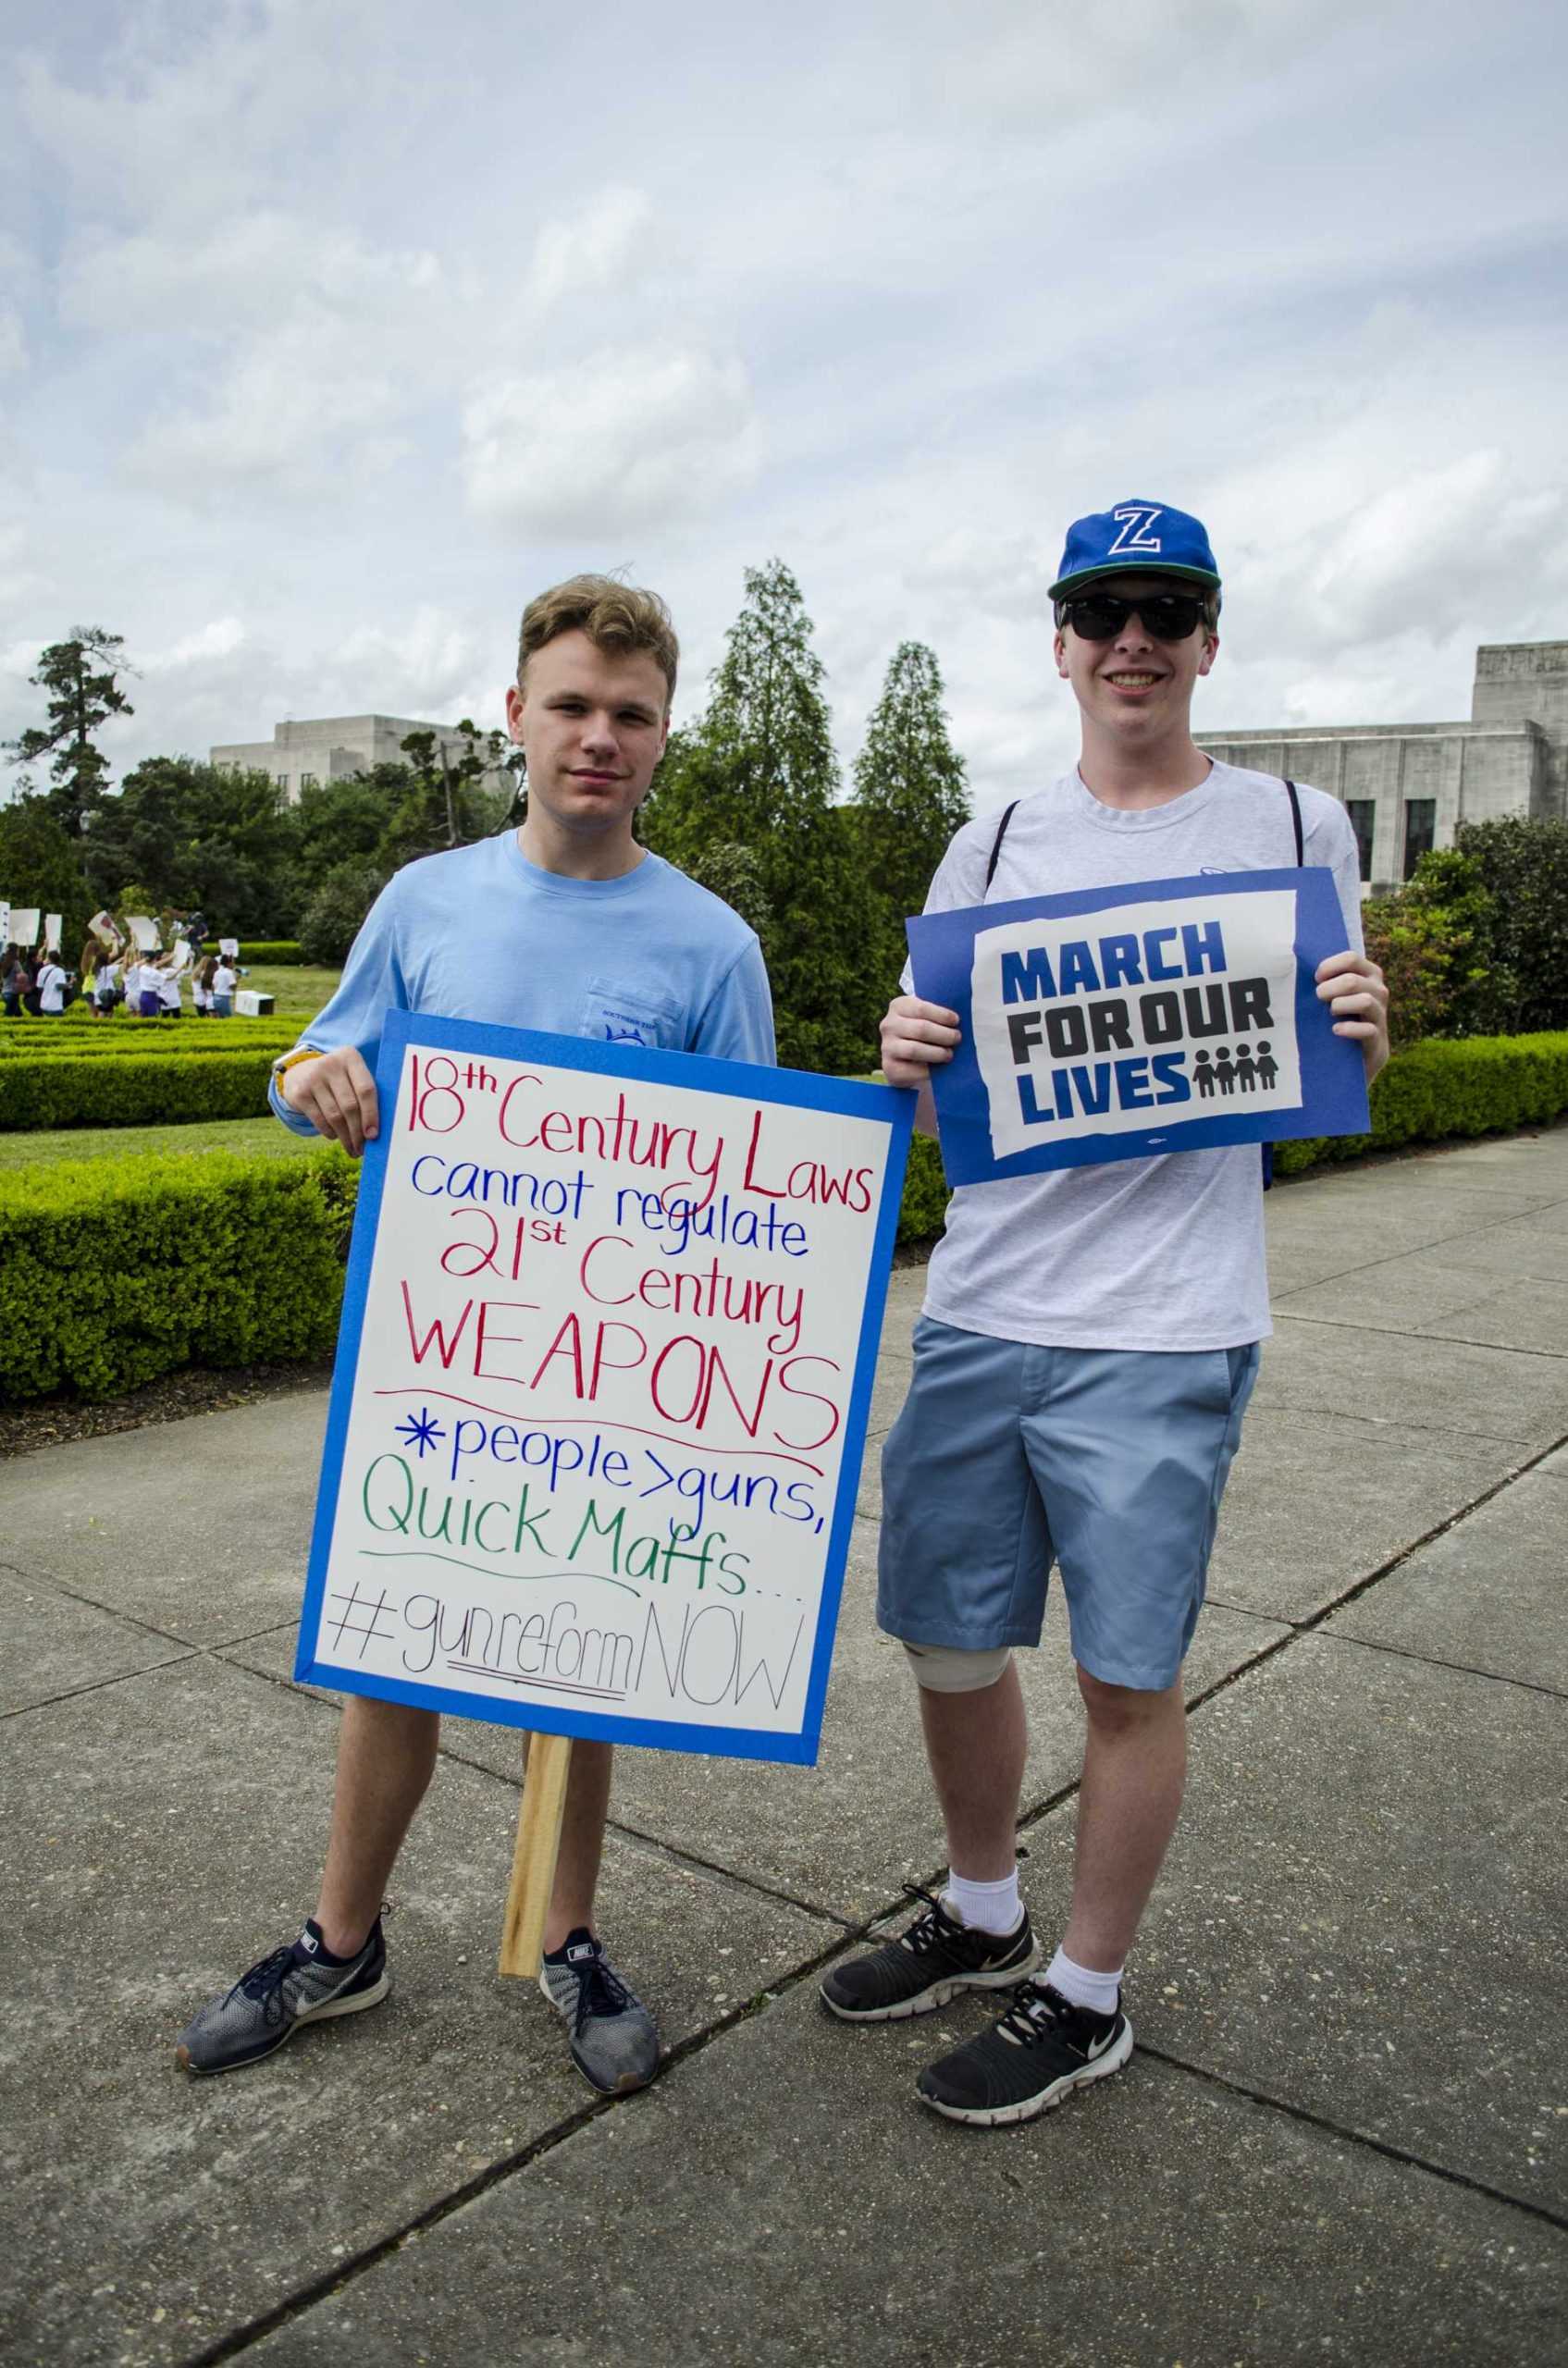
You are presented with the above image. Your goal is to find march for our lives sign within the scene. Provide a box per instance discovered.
[295,1013,913,1765]
[907,869,1369,1187]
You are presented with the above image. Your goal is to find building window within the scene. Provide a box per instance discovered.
[300,772,318,791]
[1402,798,1436,882]
[1345,799,1376,882]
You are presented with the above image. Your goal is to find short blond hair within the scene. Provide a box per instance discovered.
[516,574,679,705]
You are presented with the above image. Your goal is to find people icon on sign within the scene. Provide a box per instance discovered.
[1195,1039,1275,1096]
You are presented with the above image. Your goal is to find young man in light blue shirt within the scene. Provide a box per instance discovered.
[179,576,773,2095]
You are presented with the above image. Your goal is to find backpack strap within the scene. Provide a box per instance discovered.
[1262,780,1305,1193]
[984,801,1019,895]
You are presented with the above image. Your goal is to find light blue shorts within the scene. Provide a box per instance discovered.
[877,1317,1261,1691]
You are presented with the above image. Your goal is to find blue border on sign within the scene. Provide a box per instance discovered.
[907,867,1369,1186]
[294,1013,913,1767]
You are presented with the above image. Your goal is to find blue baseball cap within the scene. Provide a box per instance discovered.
[1049,500,1221,599]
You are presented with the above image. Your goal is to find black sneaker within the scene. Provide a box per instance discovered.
[916,1978,1132,2126]
[175,1917,389,2076]
[540,1928,660,2095]
[820,1886,1040,2022]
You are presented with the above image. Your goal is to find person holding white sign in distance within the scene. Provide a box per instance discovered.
[177,577,773,2094]
[821,500,1389,2126]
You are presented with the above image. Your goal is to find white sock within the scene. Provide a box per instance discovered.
[1045,1945,1122,2017]
[943,1868,1021,1936]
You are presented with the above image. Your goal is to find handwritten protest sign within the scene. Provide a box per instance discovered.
[908,868,1369,1186]
[296,1014,912,1766]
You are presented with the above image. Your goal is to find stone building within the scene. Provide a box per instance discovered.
[1197,640,1567,894]
[210,714,510,804]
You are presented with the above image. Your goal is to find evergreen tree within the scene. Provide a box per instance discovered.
[0,794,94,959]
[852,640,971,937]
[1453,816,1568,1033]
[3,629,136,836]
[83,758,298,937]
[377,724,512,870]
[291,771,395,903]
[298,859,391,967]
[644,561,883,1073]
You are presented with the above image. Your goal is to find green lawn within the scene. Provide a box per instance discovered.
[0,967,346,1166]
[241,964,341,1020]
[0,1115,323,1170]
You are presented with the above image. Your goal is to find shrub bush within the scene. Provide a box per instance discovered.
[0,1146,354,1401]
[897,1131,951,1243]
[298,864,389,967]
[0,1048,278,1129]
[1272,1032,1568,1177]
[1,1025,294,1061]
[9,1038,1561,1400]
[1452,818,1568,1034]
[236,941,306,965]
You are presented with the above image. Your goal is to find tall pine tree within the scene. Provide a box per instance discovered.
[643,561,883,1072]
[851,639,971,989]
[3,629,136,836]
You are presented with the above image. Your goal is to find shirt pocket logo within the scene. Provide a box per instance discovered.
[579,977,682,1049]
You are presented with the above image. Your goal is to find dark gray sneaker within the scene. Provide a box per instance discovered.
[916,1979,1133,2126]
[540,1928,660,2094]
[176,1918,389,2075]
[820,1885,1040,2022]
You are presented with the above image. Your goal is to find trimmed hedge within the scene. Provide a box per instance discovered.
[237,941,306,964]
[898,1131,950,1241]
[3,1017,296,1050]
[7,1035,1562,1402]
[0,1030,295,1063]
[0,1049,278,1130]
[1274,1030,1568,1177]
[892,1030,1568,1224]
[1,1146,354,1401]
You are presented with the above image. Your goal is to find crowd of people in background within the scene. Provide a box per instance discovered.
[0,944,241,1019]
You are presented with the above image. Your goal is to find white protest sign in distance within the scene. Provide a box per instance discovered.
[970,888,1302,1163]
[298,1015,912,1767]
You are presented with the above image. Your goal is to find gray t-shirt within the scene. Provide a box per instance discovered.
[908,761,1365,1352]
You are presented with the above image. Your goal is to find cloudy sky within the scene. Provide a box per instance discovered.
[2,0,1564,814]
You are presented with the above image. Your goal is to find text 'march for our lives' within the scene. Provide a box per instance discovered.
[907,867,1369,1187]
[295,1012,914,1766]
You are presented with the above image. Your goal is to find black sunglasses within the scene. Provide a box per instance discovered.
[1059,590,1210,643]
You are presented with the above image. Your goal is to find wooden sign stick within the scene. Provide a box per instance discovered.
[498,1732,573,1982]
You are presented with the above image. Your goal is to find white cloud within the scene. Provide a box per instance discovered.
[1,0,1563,815]
[463,346,759,536]
[0,312,25,376]
[129,331,406,497]
[150,617,247,669]
[59,213,446,339]
[525,187,654,316]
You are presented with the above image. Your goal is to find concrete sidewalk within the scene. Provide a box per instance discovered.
[4,1131,1567,2367]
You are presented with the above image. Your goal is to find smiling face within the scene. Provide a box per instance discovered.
[504,628,671,850]
[1054,572,1218,746]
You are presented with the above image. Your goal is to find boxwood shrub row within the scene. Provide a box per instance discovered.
[895,1030,1568,1227]
[238,941,306,964]
[6,1033,1563,1400]
[1,1146,355,1401]
[1273,1030,1568,1177]
[0,1048,278,1130]
[0,1028,296,1063]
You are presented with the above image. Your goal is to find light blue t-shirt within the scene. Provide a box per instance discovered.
[271,832,774,1134]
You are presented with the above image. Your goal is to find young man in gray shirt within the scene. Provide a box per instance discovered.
[821,500,1389,2125]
